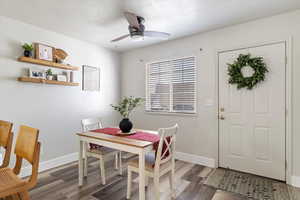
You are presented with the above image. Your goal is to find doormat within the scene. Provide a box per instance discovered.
[204,168,292,200]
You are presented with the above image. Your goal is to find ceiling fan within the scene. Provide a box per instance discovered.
[111,12,171,42]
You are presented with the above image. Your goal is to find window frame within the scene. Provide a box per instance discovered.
[145,56,197,116]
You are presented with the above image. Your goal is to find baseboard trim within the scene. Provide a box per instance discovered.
[20,151,215,177]
[175,152,215,168]
[291,176,300,188]
[18,151,299,188]
[20,152,78,177]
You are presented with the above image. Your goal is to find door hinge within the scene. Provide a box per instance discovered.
[285,56,288,65]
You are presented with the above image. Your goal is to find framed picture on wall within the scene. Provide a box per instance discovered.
[35,43,54,61]
[82,65,100,91]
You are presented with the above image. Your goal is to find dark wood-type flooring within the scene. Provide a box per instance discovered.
[27,156,298,200]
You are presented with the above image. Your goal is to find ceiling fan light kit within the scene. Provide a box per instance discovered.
[111,12,170,42]
[131,35,144,41]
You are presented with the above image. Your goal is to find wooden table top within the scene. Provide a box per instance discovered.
[77,129,158,148]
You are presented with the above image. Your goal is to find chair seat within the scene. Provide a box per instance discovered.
[128,153,171,172]
[0,168,26,193]
[87,147,118,155]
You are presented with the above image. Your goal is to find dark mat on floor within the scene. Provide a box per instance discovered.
[204,168,291,200]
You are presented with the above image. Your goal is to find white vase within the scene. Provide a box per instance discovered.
[47,75,53,80]
[66,71,71,82]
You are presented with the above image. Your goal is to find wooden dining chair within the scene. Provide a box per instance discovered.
[127,124,179,200]
[0,120,13,168]
[0,125,41,200]
[81,118,122,185]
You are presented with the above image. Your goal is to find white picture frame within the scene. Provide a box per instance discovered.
[82,65,100,91]
[35,43,54,61]
[29,68,46,79]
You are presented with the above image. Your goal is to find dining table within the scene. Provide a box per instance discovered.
[77,128,159,200]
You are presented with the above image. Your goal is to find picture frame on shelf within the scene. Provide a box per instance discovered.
[57,74,67,82]
[82,65,100,91]
[29,68,46,79]
[35,43,55,62]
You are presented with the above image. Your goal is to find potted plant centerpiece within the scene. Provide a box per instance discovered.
[111,96,144,133]
[22,43,34,57]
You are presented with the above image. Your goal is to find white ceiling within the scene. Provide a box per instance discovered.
[1,0,300,52]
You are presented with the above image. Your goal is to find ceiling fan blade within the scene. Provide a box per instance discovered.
[144,31,171,39]
[124,12,140,29]
[111,34,130,42]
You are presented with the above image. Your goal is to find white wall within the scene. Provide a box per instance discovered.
[121,10,300,179]
[0,16,121,163]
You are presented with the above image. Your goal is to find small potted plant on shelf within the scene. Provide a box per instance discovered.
[22,43,34,57]
[46,69,54,80]
[111,96,144,133]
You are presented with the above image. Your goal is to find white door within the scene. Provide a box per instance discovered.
[218,42,286,181]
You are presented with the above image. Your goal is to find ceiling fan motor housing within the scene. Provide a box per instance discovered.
[128,15,145,37]
[111,12,170,42]
[128,24,145,37]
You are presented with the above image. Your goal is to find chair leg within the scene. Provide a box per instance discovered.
[119,152,122,175]
[145,176,149,187]
[18,191,30,200]
[170,159,175,198]
[154,176,160,200]
[169,171,175,198]
[99,157,106,185]
[126,169,132,199]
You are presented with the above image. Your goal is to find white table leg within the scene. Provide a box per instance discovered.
[139,150,146,200]
[115,153,118,170]
[83,142,88,177]
[119,151,123,175]
[78,140,84,186]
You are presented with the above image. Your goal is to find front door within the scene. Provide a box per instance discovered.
[218,42,286,181]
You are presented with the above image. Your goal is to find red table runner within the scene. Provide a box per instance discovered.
[90,128,169,160]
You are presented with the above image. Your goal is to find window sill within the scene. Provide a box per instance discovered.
[144,111,197,117]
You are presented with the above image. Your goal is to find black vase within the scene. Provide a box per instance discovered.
[119,118,133,133]
[24,50,32,57]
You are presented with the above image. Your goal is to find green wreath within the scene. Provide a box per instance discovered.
[227,54,268,90]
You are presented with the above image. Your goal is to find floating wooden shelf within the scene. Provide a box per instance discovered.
[18,56,80,71]
[18,77,79,86]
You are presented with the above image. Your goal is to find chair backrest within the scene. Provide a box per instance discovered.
[81,118,103,132]
[15,126,39,164]
[154,124,178,169]
[13,126,40,183]
[13,125,40,188]
[0,120,13,168]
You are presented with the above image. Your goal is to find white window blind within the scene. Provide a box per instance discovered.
[146,57,196,114]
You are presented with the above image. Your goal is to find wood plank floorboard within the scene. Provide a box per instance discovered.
[26,157,297,200]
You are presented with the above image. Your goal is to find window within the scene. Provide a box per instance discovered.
[146,57,196,114]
